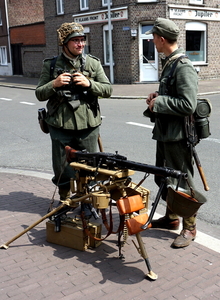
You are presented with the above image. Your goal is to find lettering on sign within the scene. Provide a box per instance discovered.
[73,8,128,25]
[169,6,220,21]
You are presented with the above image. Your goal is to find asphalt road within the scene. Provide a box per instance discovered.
[0,86,220,236]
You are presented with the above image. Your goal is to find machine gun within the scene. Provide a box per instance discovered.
[65,146,187,230]
[1,147,188,281]
[65,146,185,180]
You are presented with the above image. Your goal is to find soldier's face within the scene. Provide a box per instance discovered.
[153,33,164,53]
[66,37,86,56]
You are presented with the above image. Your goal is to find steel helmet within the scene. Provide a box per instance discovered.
[57,22,85,45]
[167,185,207,218]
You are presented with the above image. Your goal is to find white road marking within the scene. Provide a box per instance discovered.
[0,98,12,101]
[126,121,153,129]
[20,102,36,105]
[127,122,220,144]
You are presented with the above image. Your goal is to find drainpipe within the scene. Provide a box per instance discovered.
[107,0,114,84]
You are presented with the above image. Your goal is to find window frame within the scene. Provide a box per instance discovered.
[189,0,203,5]
[136,0,157,3]
[0,46,7,66]
[102,0,112,6]
[0,9,2,26]
[185,22,207,65]
[103,24,114,65]
[80,0,89,11]
[56,0,64,15]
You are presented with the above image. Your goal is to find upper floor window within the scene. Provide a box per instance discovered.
[185,22,206,64]
[136,1,157,3]
[56,0,64,15]
[0,9,2,26]
[0,47,7,65]
[189,0,203,4]
[80,0,89,10]
[102,0,112,6]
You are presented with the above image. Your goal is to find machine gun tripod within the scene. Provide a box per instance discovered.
[1,147,189,281]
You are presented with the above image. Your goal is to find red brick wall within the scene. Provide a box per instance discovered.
[10,23,46,45]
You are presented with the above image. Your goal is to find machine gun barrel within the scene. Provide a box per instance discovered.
[108,157,186,179]
[65,147,187,180]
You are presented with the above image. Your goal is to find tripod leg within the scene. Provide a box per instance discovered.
[0,203,66,249]
[135,232,158,280]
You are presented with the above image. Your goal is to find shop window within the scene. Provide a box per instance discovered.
[56,0,64,15]
[102,0,112,6]
[185,22,206,64]
[0,46,7,65]
[80,0,89,10]
[103,24,114,65]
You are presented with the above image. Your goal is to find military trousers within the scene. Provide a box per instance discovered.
[155,139,196,230]
[48,125,100,191]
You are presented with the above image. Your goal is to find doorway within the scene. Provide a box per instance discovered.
[11,44,23,75]
[139,24,158,82]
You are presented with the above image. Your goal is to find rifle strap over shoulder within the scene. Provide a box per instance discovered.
[165,54,188,93]
[50,56,58,80]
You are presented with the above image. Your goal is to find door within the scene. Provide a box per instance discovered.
[11,44,23,75]
[139,24,158,82]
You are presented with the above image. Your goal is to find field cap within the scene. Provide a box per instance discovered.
[145,18,180,40]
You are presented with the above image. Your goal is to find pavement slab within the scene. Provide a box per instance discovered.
[0,172,220,300]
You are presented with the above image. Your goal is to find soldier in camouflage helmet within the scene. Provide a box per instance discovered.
[35,22,112,204]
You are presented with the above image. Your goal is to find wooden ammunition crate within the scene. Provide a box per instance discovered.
[46,219,102,251]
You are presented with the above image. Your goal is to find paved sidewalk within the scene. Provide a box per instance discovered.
[0,75,220,98]
[0,170,220,300]
[0,76,220,299]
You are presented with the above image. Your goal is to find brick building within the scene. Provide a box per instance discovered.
[0,0,45,76]
[0,0,11,75]
[1,0,220,83]
[42,0,220,83]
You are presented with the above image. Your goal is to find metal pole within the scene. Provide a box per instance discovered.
[107,0,114,84]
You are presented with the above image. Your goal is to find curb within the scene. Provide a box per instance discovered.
[1,83,220,98]
[1,167,220,254]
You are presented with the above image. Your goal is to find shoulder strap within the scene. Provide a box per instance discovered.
[50,56,58,80]
[166,55,188,93]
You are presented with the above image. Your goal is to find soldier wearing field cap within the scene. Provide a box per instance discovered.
[35,22,112,203]
[144,18,199,248]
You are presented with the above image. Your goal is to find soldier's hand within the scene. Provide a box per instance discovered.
[146,92,158,104]
[72,72,91,88]
[148,98,156,112]
[52,72,72,88]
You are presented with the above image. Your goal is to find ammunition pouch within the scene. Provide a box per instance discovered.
[38,108,49,134]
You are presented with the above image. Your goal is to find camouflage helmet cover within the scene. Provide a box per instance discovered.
[57,22,85,45]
